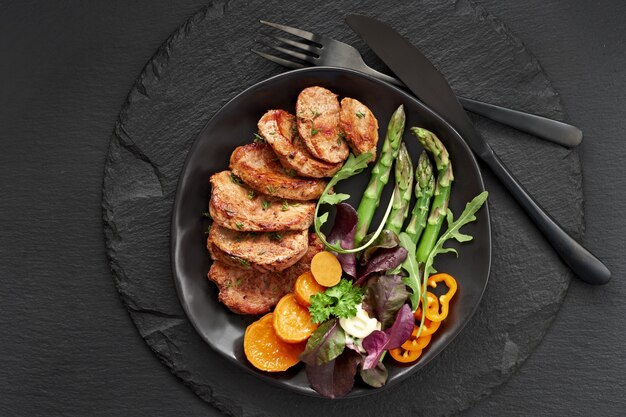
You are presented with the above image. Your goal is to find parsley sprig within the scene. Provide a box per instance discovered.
[308,279,364,324]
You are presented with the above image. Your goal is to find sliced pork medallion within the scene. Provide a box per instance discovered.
[339,97,379,160]
[259,109,342,178]
[207,233,324,315]
[229,142,326,201]
[209,170,315,232]
[207,224,308,272]
[296,86,349,164]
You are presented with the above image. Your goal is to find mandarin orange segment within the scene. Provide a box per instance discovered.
[244,313,305,372]
[294,271,326,306]
[273,293,318,343]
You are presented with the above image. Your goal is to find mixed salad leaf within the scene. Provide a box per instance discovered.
[362,275,410,328]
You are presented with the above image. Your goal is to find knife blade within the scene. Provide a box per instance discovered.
[346,14,610,285]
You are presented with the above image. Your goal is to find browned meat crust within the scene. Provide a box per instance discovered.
[258,109,342,178]
[207,224,308,272]
[339,97,379,160]
[296,86,349,164]
[207,233,324,314]
[229,142,326,201]
[209,170,315,232]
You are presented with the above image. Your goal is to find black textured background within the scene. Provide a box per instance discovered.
[1,1,625,416]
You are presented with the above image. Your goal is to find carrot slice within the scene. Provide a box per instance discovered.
[244,313,305,372]
[294,271,327,306]
[310,251,342,287]
[273,293,318,343]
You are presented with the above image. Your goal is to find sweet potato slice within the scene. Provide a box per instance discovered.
[244,313,305,372]
[310,251,343,287]
[273,293,318,343]
[294,271,327,306]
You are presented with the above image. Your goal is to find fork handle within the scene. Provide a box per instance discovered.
[365,68,582,147]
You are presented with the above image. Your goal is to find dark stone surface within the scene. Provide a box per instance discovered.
[2,1,625,416]
[101,0,581,415]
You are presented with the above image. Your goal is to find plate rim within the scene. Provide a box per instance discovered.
[170,66,492,398]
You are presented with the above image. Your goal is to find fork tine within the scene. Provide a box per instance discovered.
[259,42,317,64]
[251,49,307,70]
[259,20,323,45]
[271,35,320,55]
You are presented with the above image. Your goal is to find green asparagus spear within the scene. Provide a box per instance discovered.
[354,105,406,245]
[405,151,435,244]
[384,142,414,234]
[411,127,454,263]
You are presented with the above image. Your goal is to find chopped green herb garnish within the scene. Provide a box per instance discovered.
[337,137,343,146]
[261,200,271,210]
[269,232,282,241]
[235,222,243,230]
[235,257,250,268]
[311,109,321,118]
[230,173,243,184]
[204,225,211,234]
[311,127,319,136]
[281,201,290,211]
[266,185,276,194]
[355,111,365,119]
[201,211,211,219]
[284,169,297,177]
[253,133,265,143]
[308,279,365,324]
[247,190,255,199]
[235,278,243,286]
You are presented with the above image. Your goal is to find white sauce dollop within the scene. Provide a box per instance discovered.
[339,304,382,339]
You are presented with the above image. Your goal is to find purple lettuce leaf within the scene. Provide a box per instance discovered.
[327,203,357,278]
[361,304,414,369]
[361,275,410,328]
[299,319,346,366]
[354,246,408,286]
[305,349,361,399]
[360,361,388,388]
[360,229,401,264]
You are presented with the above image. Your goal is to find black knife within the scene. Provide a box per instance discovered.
[346,14,610,285]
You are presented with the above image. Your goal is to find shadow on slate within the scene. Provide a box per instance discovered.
[102,0,583,415]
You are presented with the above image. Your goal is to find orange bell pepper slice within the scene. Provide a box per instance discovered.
[401,328,432,352]
[425,273,458,322]
[390,347,422,363]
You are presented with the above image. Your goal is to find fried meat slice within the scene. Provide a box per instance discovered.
[207,225,308,272]
[259,109,342,178]
[209,170,315,232]
[296,86,349,164]
[207,233,324,315]
[229,142,326,201]
[339,97,379,160]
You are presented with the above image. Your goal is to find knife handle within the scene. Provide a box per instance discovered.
[458,96,583,148]
[374,71,582,147]
[482,148,611,285]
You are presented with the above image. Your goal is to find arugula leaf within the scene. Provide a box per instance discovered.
[320,193,351,206]
[423,191,489,280]
[308,279,365,324]
[314,152,397,254]
[398,232,421,311]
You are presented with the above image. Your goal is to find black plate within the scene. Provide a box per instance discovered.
[171,67,491,398]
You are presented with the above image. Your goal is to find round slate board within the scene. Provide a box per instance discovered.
[102,0,583,415]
